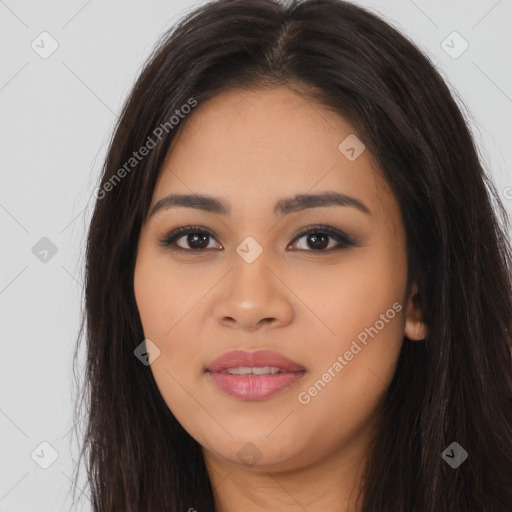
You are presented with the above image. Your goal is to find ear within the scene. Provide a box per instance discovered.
[404,282,429,341]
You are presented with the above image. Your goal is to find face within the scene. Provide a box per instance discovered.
[133,86,425,474]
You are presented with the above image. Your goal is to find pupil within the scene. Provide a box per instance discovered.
[188,233,209,249]
[308,233,328,250]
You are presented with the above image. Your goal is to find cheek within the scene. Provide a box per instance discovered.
[134,255,204,426]
[133,248,208,366]
[291,246,406,437]
[299,244,407,354]
[134,250,202,338]
[292,304,405,464]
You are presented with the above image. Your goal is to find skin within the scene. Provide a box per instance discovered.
[133,85,428,511]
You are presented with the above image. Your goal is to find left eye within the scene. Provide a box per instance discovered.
[159,225,355,253]
[290,226,354,252]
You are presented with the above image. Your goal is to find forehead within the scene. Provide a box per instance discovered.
[154,86,391,218]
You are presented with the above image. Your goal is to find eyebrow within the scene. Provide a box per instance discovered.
[149,191,370,218]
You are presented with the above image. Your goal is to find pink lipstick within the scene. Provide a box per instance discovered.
[206,349,306,400]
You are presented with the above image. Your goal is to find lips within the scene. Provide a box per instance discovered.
[206,349,306,400]
[206,349,306,373]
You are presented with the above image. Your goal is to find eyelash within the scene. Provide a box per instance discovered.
[158,224,356,254]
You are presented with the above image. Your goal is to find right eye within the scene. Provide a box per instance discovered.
[159,225,223,251]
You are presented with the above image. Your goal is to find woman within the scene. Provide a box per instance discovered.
[72,0,512,510]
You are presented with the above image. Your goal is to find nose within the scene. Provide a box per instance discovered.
[213,253,294,332]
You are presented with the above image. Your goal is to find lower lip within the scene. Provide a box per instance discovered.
[207,371,306,400]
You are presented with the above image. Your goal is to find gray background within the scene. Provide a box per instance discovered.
[1,0,511,510]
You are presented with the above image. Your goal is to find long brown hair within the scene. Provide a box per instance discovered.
[72,0,512,510]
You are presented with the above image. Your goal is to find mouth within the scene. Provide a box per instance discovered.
[206,349,307,401]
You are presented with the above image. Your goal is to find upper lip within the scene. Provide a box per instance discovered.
[206,349,306,373]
